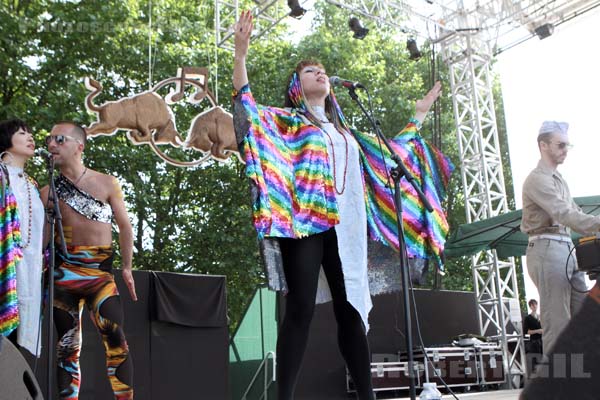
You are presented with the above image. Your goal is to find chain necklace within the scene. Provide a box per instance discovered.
[321,128,349,195]
[310,106,349,194]
[73,167,87,185]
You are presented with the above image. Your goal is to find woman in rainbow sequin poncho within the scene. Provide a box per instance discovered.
[232,11,453,400]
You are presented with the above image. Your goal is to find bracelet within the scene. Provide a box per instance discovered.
[409,117,422,130]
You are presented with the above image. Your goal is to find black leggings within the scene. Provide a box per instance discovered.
[277,228,374,400]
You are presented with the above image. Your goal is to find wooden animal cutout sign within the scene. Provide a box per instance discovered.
[165,66,208,104]
[83,67,240,166]
[185,106,238,161]
[85,79,182,147]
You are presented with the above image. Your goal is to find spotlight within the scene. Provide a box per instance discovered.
[348,17,369,40]
[406,38,422,60]
[534,23,554,40]
[288,0,306,19]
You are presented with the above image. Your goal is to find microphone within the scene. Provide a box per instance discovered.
[329,76,365,89]
[35,148,53,160]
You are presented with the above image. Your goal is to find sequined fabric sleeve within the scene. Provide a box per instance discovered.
[353,121,454,268]
[232,84,288,292]
[0,164,23,336]
[232,84,339,239]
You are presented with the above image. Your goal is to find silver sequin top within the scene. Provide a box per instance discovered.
[55,174,112,223]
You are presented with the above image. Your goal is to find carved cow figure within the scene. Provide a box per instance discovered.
[185,106,239,160]
[84,78,182,147]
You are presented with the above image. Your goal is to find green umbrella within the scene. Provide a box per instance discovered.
[444,195,600,259]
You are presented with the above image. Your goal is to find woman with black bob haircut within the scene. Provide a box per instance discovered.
[0,118,45,358]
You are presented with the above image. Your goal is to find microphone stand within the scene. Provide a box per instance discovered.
[346,86,433,400]
[45,155,67,400]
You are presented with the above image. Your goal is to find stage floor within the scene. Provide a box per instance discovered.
[392,389,521,399]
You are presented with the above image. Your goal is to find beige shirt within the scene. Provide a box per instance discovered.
[521,159,600,235]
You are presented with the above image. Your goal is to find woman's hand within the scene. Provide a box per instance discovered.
[233,10,253,90]
[414,81,442,125]
[234,10,253,60]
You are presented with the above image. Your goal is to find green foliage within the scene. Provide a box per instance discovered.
[0,0,520,329]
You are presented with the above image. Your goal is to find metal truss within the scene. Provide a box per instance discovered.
[214,0,293,51]
[426,0,600,53]
[324,0,600,51]
[434,0,599,387]
[439,25,526,387]
[324,0,416,32]
[471,252,527,387]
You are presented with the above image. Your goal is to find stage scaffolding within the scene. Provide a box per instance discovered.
[213,0,600,389]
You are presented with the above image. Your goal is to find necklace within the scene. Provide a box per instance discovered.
[309,106,349,194]
[321,128,349,195]
[73,168,87,186]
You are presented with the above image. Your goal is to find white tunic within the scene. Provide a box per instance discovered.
[7,165,45,356]
[310,107,372,331]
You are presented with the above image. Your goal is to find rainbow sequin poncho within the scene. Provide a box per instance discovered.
[0,165,23,337]
[232,78,453,270]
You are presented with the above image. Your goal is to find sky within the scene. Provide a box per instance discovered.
[497,7,600,302]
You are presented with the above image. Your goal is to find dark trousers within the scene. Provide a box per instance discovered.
[277,228,374,400]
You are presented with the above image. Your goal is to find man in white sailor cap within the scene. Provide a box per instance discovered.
[521,121,600,354]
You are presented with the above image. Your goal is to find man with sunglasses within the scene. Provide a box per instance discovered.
[521,120,600,357]
[40,121,136,399]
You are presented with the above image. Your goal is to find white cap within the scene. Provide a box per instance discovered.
[539,120,569,136]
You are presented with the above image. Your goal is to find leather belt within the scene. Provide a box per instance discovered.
[528,234,572,243]
[528,226,568,235]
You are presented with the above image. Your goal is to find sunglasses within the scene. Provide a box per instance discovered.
[549,141,573,150]
[45,135,82,146]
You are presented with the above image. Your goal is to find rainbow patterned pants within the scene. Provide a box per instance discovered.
[53,245,133,400]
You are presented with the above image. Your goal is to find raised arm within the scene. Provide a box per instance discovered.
[413,81,442,126]
[233,10,253,91]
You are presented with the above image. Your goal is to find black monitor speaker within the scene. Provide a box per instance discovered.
[0,336,43,400]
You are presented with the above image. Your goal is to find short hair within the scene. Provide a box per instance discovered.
[0,118,31,154]
[54,120,87,148]
[537,132,553,145]
[539,121,568,136]
[528,299,538,307]
[537,121,568,147]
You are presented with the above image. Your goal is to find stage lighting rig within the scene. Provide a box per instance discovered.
[288,0,306,19]
[348,17,369,40]
[534,23,554,40]
[406,38,422,60]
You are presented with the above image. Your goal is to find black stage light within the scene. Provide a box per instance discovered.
[288,0,306,19]
[349,17,369,40]
[406,38,422,60]
[534,23,554,39]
